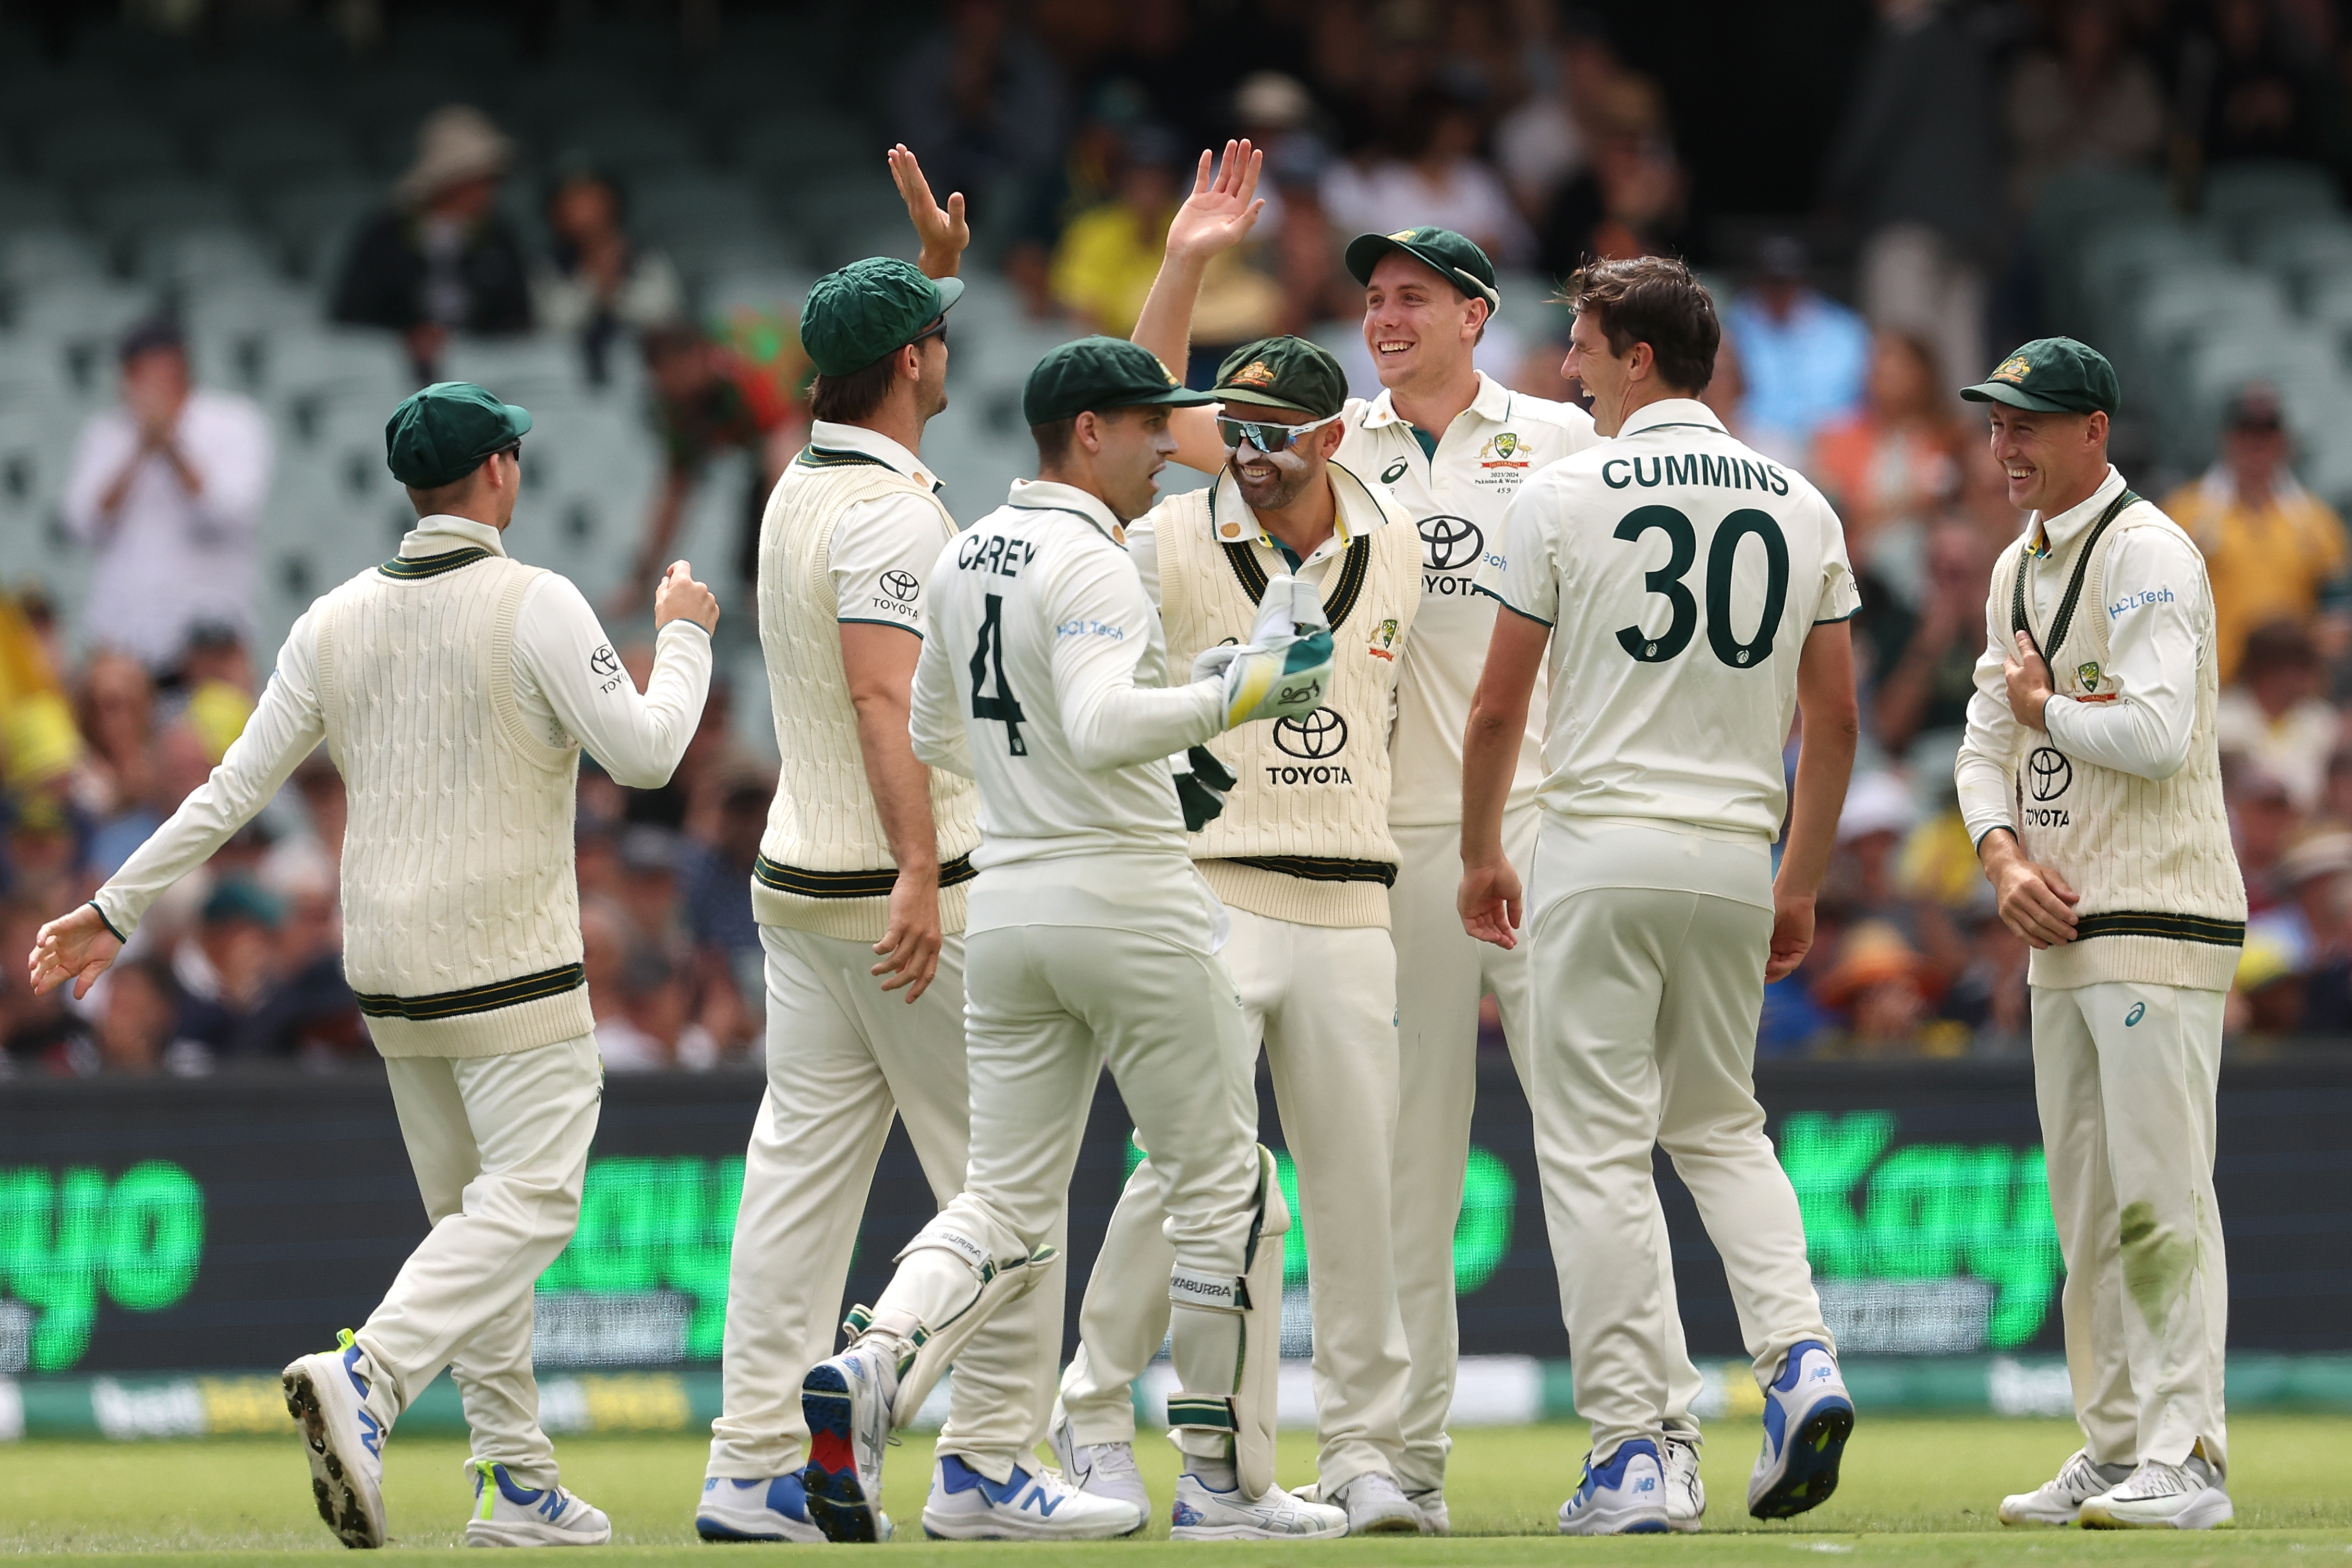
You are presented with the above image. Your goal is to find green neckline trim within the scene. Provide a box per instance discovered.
[379,546,494,580]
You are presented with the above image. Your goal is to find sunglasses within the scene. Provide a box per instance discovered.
[912,320,948,349]
[1218,409,1344,453]
[498,441,523,464]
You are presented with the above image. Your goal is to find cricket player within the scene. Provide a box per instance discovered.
[695,150,1062,1545]
[795,336,1347,1543]
[1129,143,1662,1531]
[1462,257,1860,1534]
[1954,339,2242,1531]
[1048,336,1425,1535]
[27,383,717,1549]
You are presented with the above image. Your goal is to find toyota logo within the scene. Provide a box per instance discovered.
[1419,515,1483,572]
[2028,747,2072,802]
[880,570,920,602]
[589,644,620,677]
[1272,709,1348,759]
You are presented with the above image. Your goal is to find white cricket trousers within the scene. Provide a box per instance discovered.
[1389,808,1699,1490]
[705,926,1059,1480]
[2030,981,2228,1474]
[1058,908,1410,1491]
[355,1033,602,1488]
[869,915,1263,1474]
[1526,841,1828,1463]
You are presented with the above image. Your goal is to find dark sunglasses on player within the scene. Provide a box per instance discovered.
[911,319,948,348]
[1218,410,1344,453]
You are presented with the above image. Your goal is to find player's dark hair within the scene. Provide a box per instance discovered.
[809,350,904,424]
[1560,256,1718,395]
[1030,417,1078,466]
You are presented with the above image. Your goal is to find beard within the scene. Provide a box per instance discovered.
[1230,452,1314,511]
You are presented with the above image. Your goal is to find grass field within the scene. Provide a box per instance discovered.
[3,1417,2348,1563]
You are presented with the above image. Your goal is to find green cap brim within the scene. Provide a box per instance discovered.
[1342,234,1500,308]
[503,403,534,437]
[932,275,966,315]
[1101,386,1220,412]
[1959,381,2077,413]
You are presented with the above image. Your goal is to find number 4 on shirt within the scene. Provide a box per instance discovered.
[969,591,1027,755]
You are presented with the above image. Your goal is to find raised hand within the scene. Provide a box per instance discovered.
[1165,139,1266,264]
[888,144,969,277]
[29,904,122,1000]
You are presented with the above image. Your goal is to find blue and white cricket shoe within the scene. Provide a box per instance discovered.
[920,1455,1146,1540]
[1661,1433,1706,1533]
[464,1460,611,1547]
[282,1329,388,1549]
[695,1474,826,1543]
[799,1342,901,1543]
[1748,1339,1855,1519]
[1168,1471,1348,1540]
[1557,1439,1671,1535]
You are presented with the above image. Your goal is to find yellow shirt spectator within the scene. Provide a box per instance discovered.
[2163,386,2350,684]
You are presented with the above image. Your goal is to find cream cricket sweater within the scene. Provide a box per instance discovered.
[1148,462,1420,928]
[314,549,597,1054]
[754,442,982,941]
[1971,484,2246,991]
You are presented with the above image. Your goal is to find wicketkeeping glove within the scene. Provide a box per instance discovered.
[1190,574,1334,730]
[1171,744,1238,831]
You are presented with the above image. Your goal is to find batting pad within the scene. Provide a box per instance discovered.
[1163,1144,1290,1499]
[883,1240,1057,1430]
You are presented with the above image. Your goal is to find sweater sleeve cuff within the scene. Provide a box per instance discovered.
[89,895,131,944]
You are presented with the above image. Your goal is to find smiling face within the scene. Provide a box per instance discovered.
[1985,404,2108,515]
[1362,252,1484,393]
[1225,404,1341,513]
[1563,309,1639,435]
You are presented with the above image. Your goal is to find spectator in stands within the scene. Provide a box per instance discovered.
[68,651,167,878]
[172,878,285,1058]
[2219,618,2342,813]
[595,947,720,1072]
[1533,72,1690,274]
[1812,921,1962,1056]
[62,318,272,676]
[1813,332,1965,588]
[2166,383,2350,684]
[1050,125,1191,338]
[1493,15,1617,220]
[1824,772,1968,978]
[94,958,209,1077]
[625,324,798,600]
[533,159,684,388]
[331,105,533,383]
[893,0,1068,226]
[167,621,256,765]
[1724,235,1870,461]
[1818,0,1999,420]
[686,770,769,1026]
[2183,0,2327,166]
[2235,763,2299,916]
[2003,0,2167,214]
[615,824,690,951]
[1321,87,1532,266]
[1868,517,1999,764]
[0,895,93,1073]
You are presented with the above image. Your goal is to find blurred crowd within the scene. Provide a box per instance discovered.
[12,0,2352,1069]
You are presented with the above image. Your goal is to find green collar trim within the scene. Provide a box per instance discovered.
[379,546,494,580]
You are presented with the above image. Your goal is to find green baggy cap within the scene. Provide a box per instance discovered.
[1960,336,2120,416]
[1342,226,1501,310]
[385,381,532,489]
[1211,336,1349,418]
[801,257,965,378]
[1022,336,1218,427]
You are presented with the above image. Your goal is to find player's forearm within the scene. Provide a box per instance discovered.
[1065,682,1225,773]
[854,691,944,875]
[98,673,325,939]
[1131,251,1208,382]
[1778,703,1858,898]
[1458,699,1521,866]
[575,621,713,787]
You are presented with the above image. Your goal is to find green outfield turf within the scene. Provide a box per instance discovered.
[2,1417,2347,1562]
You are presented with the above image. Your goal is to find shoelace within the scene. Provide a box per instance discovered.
[2117,1461,2197,1499]
[2054,1451,2112,1499]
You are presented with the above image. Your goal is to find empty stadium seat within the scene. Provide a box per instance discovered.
[207,117,364,188]
[30,119,183,184]
[2201,160,2341,236]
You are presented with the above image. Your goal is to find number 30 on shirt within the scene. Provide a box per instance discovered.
[1614,505,1790,669]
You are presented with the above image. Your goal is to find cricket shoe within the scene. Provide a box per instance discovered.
[1999,1449,2132,1526]
[1557,1439,1672,1535]
[921,1454,1145,1540]
[2078,1455,2234,1530]
[1662,1432,1706,1533]
[799,1340,902,1542]
[1047,1414,1151,1518]
[1406,1486,1449,1536]
[1329,1470,1423,1535]
[282,1329,388,1549]
[1168,1472,1348,1540]
[464,1461,611,1547]
[694,1474,825,1543]
[1748,1340,1854,1518]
